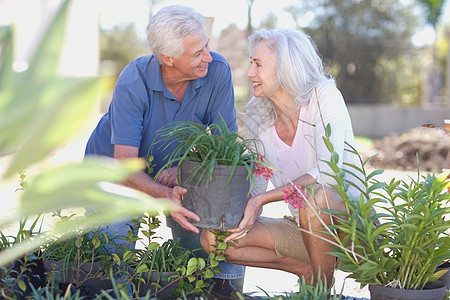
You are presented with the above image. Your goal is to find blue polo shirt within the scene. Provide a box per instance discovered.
[85,52,237,176]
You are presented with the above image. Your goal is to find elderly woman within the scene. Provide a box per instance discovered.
[201,28,362,286]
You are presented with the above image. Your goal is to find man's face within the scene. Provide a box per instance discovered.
[170,30,213,80]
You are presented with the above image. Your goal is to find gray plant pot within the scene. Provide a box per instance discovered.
[179,160,250,230]
[368,280,446,300]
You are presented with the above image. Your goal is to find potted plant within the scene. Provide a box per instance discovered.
[318,125,449,300]
[266,274,344,300]
[117,214,222,299]
[148,119,267,230]
[130,238,194,298]
[41,214,124,298]
[0,215,46,299]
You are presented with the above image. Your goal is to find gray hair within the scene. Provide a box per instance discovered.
[147,5,206,64]
[245,29,334,132]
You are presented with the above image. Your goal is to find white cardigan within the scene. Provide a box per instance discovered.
[246,82,363,217]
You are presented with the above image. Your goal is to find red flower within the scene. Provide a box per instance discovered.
[252,154,273,180]
[282,184,307,210]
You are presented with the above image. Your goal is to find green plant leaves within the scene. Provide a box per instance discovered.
[320,123,450,289]
[149,119,263,188]
[5,77,101,176]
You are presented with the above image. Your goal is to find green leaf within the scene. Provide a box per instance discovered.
[210,259,219,268]
[430,269,448,282]
[148,242,160,251]
[0,26,14,90]
[18,279,27,292]
[215,254,226,261]
[204,268,215,278]
[25,0,70,81]
[197,258,206,270]
[136,264,149,274]
[195,279,208,289]
[217,241,228,251]
[322,136,334,152]
[5,78,101,177]
[112,253,121,266]
[123,250,133,261]
[325,123,332,138]
[369,223,392,242]
[187,257,198,268]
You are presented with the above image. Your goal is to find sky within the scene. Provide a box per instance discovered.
[98,0,301,37]
[98,0,450,47]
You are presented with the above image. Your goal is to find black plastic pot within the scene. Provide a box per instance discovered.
[436,261,450,290]
[368,280,446,300]
[179,160,250,230]
[44,259,111,297]
[134,271,178,298]
[1,255,46,300]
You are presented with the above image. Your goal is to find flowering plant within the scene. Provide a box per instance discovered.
[252,154,274,180]
[252,154,308,209]
[282,184,308,210]
[148,119,271,189]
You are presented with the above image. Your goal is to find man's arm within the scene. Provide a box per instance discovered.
[114,144,200,233]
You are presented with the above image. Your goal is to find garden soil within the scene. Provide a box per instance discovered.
[362,126,450,173]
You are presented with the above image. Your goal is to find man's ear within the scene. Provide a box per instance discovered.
[160,54,173,67]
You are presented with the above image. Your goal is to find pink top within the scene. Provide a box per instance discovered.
[272,110,308,185]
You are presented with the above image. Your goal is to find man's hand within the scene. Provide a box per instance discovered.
[169,186,201,234]
[155,167,178,187]
[114,145,200,233]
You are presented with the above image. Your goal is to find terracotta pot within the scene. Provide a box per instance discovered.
[368,280,446,300]
[179,160,250,230]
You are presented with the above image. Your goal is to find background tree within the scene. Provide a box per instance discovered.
[259,11,278,29]
[100,24,148,77]
[247,0,256,37]
[418,0,446,28]
[285,0,423,104]
[417,0,447,104]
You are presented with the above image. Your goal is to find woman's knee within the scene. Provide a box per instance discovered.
[200,229,215,253]
[310,186,344,211]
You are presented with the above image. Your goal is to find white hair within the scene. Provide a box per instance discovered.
[245,28,334,133]
[147,5,206,64]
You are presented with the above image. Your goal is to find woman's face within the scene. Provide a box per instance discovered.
[246,41,278,99]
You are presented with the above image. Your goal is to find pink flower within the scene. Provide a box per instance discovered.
[252,154,273,180]
[282,184,308,210]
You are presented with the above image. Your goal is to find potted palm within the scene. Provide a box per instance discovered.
[148,119,267,230]
[319,125,449,300]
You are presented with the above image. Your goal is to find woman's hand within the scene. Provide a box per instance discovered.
[224,196,262,242]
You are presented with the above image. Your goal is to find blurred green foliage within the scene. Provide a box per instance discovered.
[0,0,167,267]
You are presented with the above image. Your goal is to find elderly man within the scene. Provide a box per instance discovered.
[85,5,249,299]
